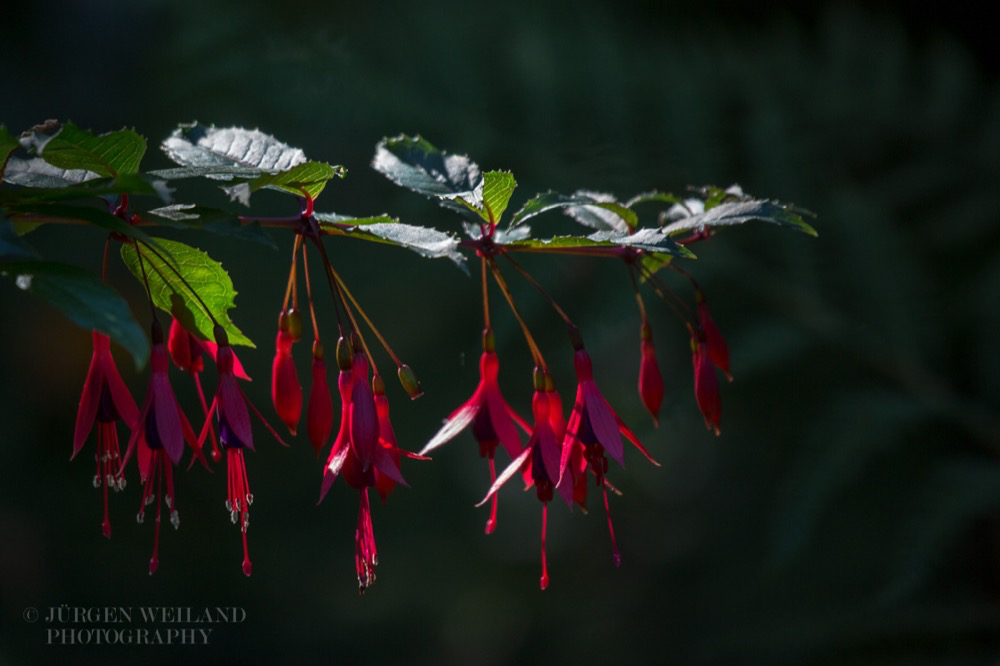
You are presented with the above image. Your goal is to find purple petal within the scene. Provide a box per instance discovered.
[584,386,624,467]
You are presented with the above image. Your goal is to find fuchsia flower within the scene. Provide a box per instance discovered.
[306,341,334,456]
[692,333,722,435]
[318,339,412,593]
[695,290,731,381]
[73,331,139,538]
[558,345,659,566]
[478,369,562,590]
[198,326,287,576]
[420,328,528,534]
[271,311,303,436]
[638,323,665,425]
[168,317,249,464]
[122,321,201,574]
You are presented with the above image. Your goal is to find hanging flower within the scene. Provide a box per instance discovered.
[306,341,334,456]
[478,369,563,590]
[198,326,287,576]
[692,332,722,435]
[559,345,659,566]
[638,323,664,425]
[271,310,303,436]
[168,317,249,464]
[318,338,409,593]
[73,331,139,538]
[122,321,200,573]
[420,328,528,534]
[695,290,731,381]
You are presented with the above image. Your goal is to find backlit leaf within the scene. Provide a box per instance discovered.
[317,212,466,269]
[120,237,252,347]
[372,134,483,204]
[39,123,146,177]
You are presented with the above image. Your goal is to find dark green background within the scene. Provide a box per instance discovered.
[2,1,999,664]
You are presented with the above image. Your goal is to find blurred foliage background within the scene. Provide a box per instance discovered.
[2,1,999,664]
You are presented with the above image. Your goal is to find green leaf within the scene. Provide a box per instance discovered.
[120,238,252,347]
[624,190,683,208]
[242,160,345,200]
[146,165,267,180]
[563,190,636,233]
[317,212,466,269]
[3,155,98,188]
[39,123,146,178]
[505,228,693,258]
[481,170,517,223]
[0,126,18,180]
[660,197,818,237]
[146,204,278,249]
[372,134,483,205]
[162,123,307,173]
[0,260,148,367]
[509,190,636,229]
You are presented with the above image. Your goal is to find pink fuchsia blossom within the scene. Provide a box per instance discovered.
[317,339,412,593]
[306,341,334,456]
[695,290,732,381]
[271,311,303,436]
[638,323,664,425]
[420,329,528,534]
[198,326,288,576]
[558,345,659,567]
[692,333,722,436]
[168,317,249,464]
[479,369,563,590]
[122,322,202,574]
[73,331,139,538]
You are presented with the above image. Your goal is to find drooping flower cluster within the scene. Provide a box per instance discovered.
[50,127,796,596]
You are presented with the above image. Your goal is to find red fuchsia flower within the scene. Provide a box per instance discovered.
[73,331,139,538]
[371,373,428,501]
[558,343,659,567]
[306,341,334,457]
[121,321,202,574]
[168,317,250,464]
[695,289,732,381]
[420,328,528,534]
[318,338,410,593]
[198,326,288,576]
[479,369,563,590]
[691,331,722,436]
[638,323,665,425]
[271,310,303,436]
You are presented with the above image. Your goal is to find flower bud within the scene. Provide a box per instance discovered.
[306,348,333,456]
[397,364,423,400]
[271,330,302,436]
[638,323,664,425]
[336,336,353,372]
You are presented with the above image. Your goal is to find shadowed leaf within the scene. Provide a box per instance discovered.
[0,260,147,367]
